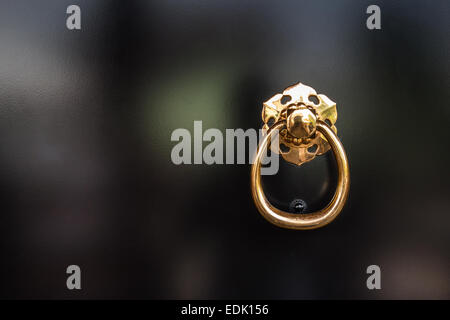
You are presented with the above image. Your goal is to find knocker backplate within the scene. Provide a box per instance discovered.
[262,82,338,166]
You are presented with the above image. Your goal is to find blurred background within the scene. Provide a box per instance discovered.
[0,0,449,299]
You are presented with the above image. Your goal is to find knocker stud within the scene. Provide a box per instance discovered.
[251,82,350,230]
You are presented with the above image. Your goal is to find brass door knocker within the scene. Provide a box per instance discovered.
[251,82,350,230]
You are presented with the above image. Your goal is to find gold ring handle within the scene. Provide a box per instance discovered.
[251,120,350,230]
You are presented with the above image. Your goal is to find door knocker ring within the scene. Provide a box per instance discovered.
[250,82,350,230]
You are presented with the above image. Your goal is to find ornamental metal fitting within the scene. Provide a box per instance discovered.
[252,82,350,230]
[262,82,337,166]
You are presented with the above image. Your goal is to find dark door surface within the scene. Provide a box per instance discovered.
[0,0,448,299]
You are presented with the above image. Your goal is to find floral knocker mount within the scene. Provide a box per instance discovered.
[262,82,338,166]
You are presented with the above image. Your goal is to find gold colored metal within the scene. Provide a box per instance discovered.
[252,82,350,230]
[262,82,337,166]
